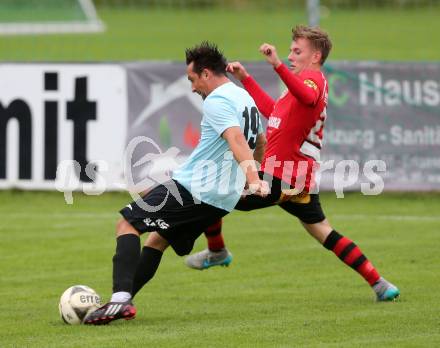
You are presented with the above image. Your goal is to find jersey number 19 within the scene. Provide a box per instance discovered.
[242,106,260,150]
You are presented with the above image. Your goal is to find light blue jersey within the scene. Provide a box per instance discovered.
[172,82,262,212]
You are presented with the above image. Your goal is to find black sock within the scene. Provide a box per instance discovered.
[112,234,140,293]
[131,246,163,298]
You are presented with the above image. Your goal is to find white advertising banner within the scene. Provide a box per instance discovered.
[0,64,127,190]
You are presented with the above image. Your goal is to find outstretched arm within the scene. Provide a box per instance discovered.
[274,63,320,106]
[259,43,320,106]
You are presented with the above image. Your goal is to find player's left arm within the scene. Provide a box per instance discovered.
[274,64,320,106]
[259,43,320,106]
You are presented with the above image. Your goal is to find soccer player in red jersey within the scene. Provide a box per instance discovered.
[185,26,400,301]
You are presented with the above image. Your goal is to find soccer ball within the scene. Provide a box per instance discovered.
[59,285,102,324]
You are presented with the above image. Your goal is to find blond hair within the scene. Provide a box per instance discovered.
[292,25,332,65]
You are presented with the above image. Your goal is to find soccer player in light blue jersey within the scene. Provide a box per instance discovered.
[85,42,268,325]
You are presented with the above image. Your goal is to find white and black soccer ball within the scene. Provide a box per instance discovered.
[59,285,102,324]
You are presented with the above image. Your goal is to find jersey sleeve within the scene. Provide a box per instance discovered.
[274,64,322,106]
[241,75,275,118]
[203,94,240,136]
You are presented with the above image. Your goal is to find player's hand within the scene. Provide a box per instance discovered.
[226,61,249,81]
[259,43,282,68]
[246,179,270,197]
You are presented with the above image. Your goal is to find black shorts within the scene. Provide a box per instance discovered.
[120,180,228,256]
[235,172,326,224]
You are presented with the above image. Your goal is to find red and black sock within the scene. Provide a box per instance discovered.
[323,230,380,286]
[204,219,224,252]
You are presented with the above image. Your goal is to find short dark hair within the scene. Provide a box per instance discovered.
[185,41,227,76]
[292,25,332,65]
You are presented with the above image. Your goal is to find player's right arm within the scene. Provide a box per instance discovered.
[226,62,275,118]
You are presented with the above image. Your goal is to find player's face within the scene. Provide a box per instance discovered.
[287,38,319,74]
[187,62,208,100]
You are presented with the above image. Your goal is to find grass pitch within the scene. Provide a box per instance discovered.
[0,6,439,61]
[1,190,439,347]
[1,4,439,347]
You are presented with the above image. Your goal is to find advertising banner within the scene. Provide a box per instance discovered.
[124,61,440,192]
[0,64,127,190]
[322,62,440,191]
[1,61,439,192]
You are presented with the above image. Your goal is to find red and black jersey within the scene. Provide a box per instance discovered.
[242,63,328,192]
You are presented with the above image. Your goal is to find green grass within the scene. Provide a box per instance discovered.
[0,6,439,61]
[1,191,439,347]
[0,0,86,22]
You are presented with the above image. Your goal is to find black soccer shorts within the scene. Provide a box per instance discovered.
[120,180,228,256]
[236,172,326,224]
